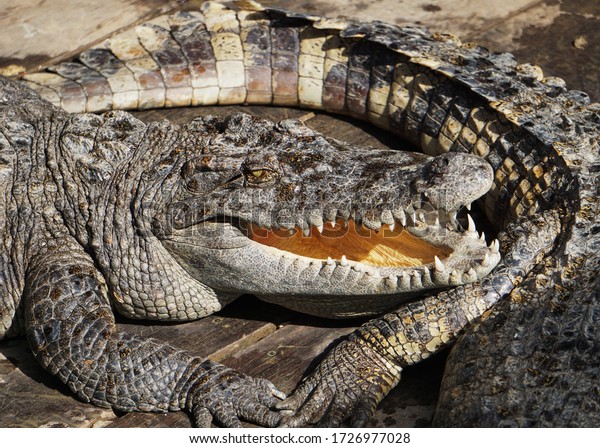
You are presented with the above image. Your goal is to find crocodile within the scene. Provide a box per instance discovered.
[2,0,599,427]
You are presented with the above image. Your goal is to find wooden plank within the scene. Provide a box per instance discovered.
[117,296,295,361]
[132,104,308,126]
[0,0,183,76]
[223,321,357,393]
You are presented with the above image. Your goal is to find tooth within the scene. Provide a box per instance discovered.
[389,221,395,232]
[418,211,425,222]
[316,224,324,234]
[491,239,500,254]
[327,256,334,265]
[400,272,410,288]
[434,216,441,227]
[396,209,407,226]
[479,231,486,241]
[411,212,417,225]
[488,239,500,253]
[466,203,472,211]
[386,274,398,288]
[289,229,294,236]
[467,268,476,278]
[302,227,311,237]
[422,266,431,282]
[434,255,445,272]
[380,209,394,225]
[482,252,490,267]
[324,209,337,224]
[412,270,422,287]
[369,270,380,278]
[467,214,476,233]
[308,210,324,228]
[341,255,348,266]
[328,220,336,228]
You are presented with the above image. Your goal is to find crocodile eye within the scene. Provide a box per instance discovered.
[245,168,277,184]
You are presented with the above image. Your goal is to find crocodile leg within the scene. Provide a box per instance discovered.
[24,236,284,427]
[281,211,561,426]
[279,283,490,427]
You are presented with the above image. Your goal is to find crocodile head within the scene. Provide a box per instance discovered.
[157,113,500,318]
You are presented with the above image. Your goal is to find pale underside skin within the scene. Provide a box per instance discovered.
[4,0,596,430]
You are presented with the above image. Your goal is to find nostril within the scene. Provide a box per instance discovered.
[430,155,451,175]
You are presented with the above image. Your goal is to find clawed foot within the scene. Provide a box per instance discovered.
[188,362,286,428]
[187,338,400,428]
[276,338,402,427]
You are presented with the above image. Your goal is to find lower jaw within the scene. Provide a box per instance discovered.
[164,218,500,315]
[256,289,432,319]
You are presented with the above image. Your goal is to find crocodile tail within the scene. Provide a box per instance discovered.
[20,1,335,113]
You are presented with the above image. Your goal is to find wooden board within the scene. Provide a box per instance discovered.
[0,0,598,428]
[0,0,183,76]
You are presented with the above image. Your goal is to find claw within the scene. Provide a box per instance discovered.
[188,364,286,428]
[264,380,287,401]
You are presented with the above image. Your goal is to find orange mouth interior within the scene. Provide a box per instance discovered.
[248,219,450,267]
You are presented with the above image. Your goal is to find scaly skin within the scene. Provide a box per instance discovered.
[0,74,494,426]
[5,1,600,426]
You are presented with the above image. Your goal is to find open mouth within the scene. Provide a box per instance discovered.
[164,203,501,318]
[247,218,451,268]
